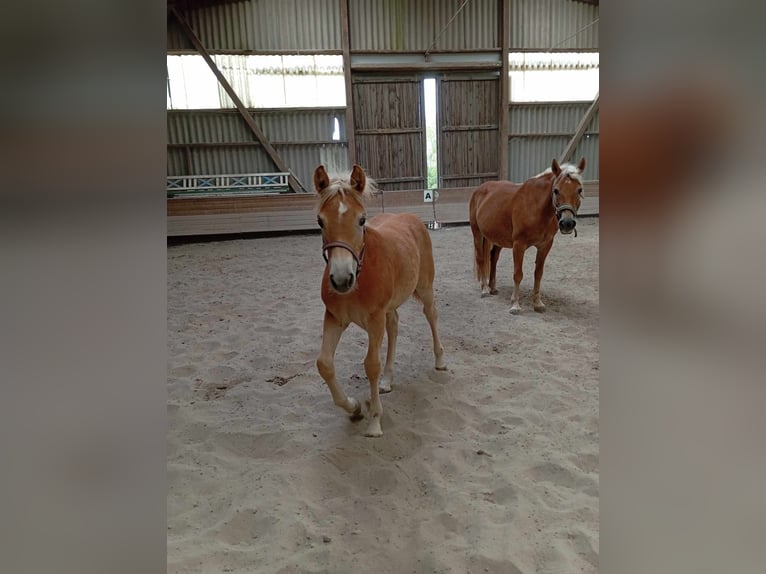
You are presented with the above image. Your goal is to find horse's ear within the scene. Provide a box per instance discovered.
[314,165,330,194]
[349,164,366,194]
[577,157,587,173]
[551,158,562,176]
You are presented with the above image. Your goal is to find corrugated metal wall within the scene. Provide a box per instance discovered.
[169,0,598,53]
[349,0,498,51]
[508,101,599,181]
[510,0,599,50]
[167,0,599,195]
[167,108,348,190]
[168,0,341,52]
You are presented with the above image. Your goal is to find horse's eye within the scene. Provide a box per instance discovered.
[317,217,324,228]
[553,188,560,195]
[578,188,583,195]
[359,215,366,226]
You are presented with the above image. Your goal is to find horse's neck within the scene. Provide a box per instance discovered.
[362,224,384,255]
[525,175,555,218]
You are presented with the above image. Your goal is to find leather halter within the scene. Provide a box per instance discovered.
[322,229,366,277]
[551,173,579,221]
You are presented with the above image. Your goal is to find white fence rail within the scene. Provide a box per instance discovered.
[167,172,290,198]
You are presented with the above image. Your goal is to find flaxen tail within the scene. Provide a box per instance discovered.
[469,191,490,285]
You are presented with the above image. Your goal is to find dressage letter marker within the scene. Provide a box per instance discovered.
[423,190,434,202]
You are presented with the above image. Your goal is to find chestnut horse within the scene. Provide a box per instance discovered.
[469,157,586,314]
[314,164,446,437]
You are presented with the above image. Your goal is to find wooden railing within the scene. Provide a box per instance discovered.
[167,182,598,236]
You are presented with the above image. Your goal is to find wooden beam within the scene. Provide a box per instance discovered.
[560,93,599,164]
[340,0,356,167]
[169,6,307,193]
[498,0,510,180]
[351,62,502,72]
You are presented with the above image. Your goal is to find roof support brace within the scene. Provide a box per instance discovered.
[340,0,356,167]
[560,93,599,164]
[169,6,306,193]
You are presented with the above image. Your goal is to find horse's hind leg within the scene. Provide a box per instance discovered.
[470,224,491,296]
[416,285,447,371]
[488,245,502,295]
[532,240,554,312]
[379,309,398,394]
[317,311,362,421]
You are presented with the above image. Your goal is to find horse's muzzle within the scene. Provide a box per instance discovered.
[559,218,577,234]
[330,272,355,293]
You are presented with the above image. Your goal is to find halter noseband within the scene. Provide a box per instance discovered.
[322,229,366,277]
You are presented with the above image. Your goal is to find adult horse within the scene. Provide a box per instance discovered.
[469,157,586,314]
[313,164,446,437]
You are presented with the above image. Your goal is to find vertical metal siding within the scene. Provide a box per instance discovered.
[508,133,599,182]
[169,0,341,52]
[350,0,497,51]
[507,102,599,181]
[510,0,598,51]
[509,102,594,135]
[169,0,596,52]
[572,134,599,179]
[168,109,346,143]
[167,109,349,185]
[509,136,567,182]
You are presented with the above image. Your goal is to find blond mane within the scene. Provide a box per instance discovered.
[317,169,378,210]
[535,162,584,184]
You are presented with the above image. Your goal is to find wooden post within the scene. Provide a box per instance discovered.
[169,6,306,193]
[560,93,599,164]
[340,0,356,167]
[498,0,510,181]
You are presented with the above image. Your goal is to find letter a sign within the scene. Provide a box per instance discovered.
[423,190,434,202]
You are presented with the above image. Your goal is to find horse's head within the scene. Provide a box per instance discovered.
[550,157,586,235]
[314,164,373,294]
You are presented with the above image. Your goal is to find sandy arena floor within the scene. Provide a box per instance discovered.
[168,218,599,574]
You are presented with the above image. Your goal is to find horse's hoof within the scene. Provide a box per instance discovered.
[349,411,364,422]
[534,305,546,313]
[510,306,521,315]
[489,289,498,295]
[435,365,448,371]
[480,292,490,298]
[379,382,392,394]
[364,422,383,438]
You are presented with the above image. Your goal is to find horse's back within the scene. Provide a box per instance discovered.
[368,212,434,290]
[470,181,521,245]
[369,212,430,246]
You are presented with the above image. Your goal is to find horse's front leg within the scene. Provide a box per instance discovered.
[316,311,362,421]
[363,313,386,437]
[379,309,398,394]
[532,240,554,312]
[510,242,527,314]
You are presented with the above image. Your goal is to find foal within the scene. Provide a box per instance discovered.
[314,164,446,437]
